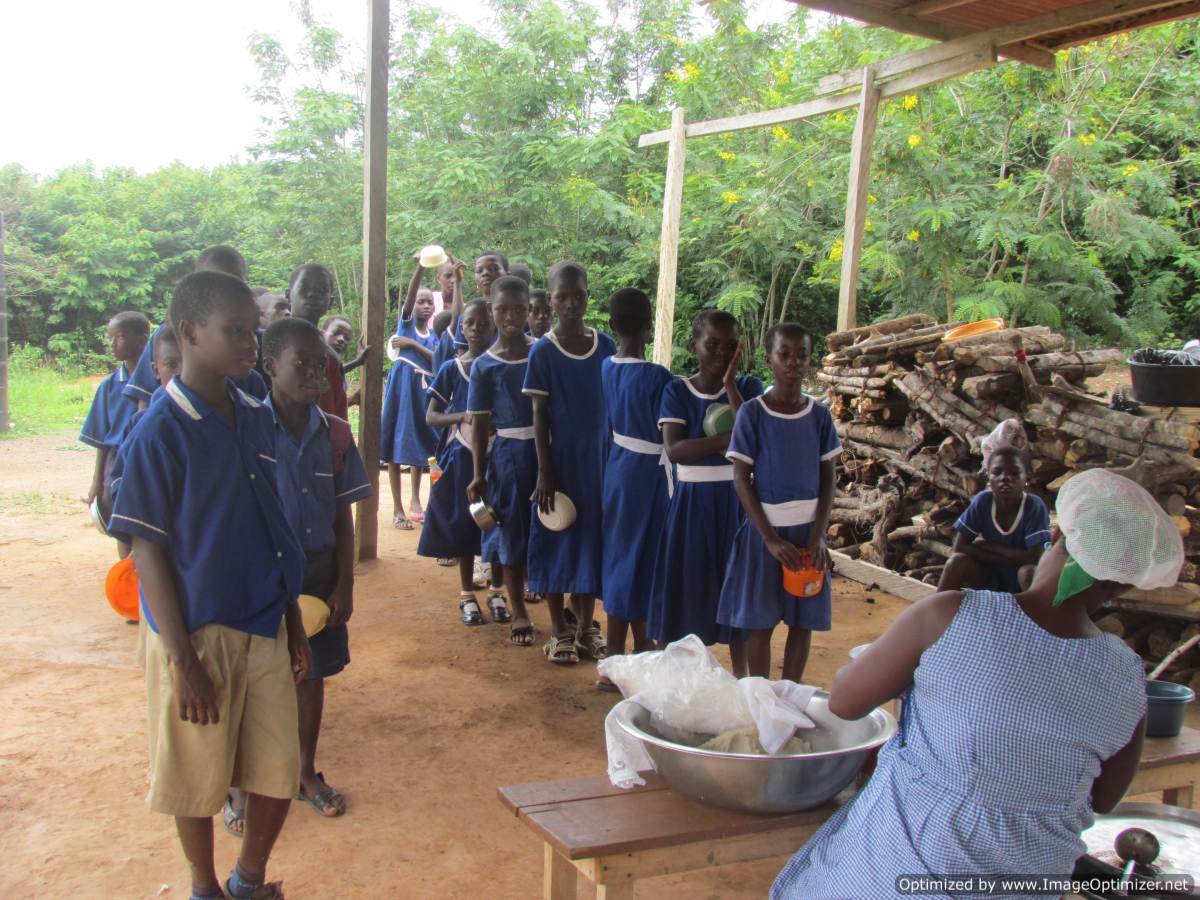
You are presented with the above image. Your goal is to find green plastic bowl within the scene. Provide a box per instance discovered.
[702,402,734,437]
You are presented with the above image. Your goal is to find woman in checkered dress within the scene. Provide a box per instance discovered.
[771,536,1148,900]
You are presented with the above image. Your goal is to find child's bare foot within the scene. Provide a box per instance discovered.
[509,618,536,646]
[392,512,413,531]
[408,499,424,523]
[298,771,345,818]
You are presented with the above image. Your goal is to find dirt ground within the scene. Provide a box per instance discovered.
[0,432,930,898]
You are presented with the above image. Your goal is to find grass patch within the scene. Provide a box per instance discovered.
[0,490,74,516]
[2,357,98,440]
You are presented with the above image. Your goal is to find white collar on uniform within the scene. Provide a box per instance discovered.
[547,328,598,360]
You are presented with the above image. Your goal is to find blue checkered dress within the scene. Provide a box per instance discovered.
[771,589,1146,900]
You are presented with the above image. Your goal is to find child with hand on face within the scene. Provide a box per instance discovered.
[381,260,440,529]
[718,324,838,683]
[650,310,762,675]
[938,445,1049,593]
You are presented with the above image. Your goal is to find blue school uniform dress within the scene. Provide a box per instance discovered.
[954,490,1051,592]
[80,362,139,514]
[648,375,763,646]
[600,358,674,622]
[124,327,268,404]
[431,330,458,376]
[468,348,538,567]
[266,397,372,680]
[417,357,483,560]
[380,317,439,466]
[522,330,617,595]
[109,377,305,636]
[718,395,841,631]
[771,588,1147,900]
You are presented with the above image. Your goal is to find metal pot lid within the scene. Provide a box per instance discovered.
[1082,803,1200,878]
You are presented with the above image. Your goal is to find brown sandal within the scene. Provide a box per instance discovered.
[543,631,579,665]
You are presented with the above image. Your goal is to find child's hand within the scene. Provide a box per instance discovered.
[390,336,403,350]
[766,535,805,572]
[327,583,354,627]
[806,532,831,572]
[466,476,487,504]
[535,467,557,514]
[352,345,371,365]
[724,343,745,411]
[289,632,311,684]
[173,655,220,725]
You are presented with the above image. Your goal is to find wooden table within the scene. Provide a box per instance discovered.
[1128,725,1200,808]
[498,773,845,899]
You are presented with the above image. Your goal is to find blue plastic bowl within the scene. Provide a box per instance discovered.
[1145,681,1195,738]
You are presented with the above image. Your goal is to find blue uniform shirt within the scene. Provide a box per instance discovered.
[726,395,841,505]
[80,364,138,450]
[265,398,373,552]
[109,377,305,638]
[466,349,534,430]
[955,490,1051,550]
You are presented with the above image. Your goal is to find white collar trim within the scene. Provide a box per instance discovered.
[547,328,598,360]
[683,377,726,401]
[485,348,528,365]
[757,394,813,419]
[991,491,1027,536]
[165,378,203,421]
[609,356,649,365]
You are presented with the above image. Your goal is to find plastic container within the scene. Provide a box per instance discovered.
[419,244,448,269]
[105,557,140,621]
[537,492,577,531]
[702,402,734,437]
[1145,680,1195,738]
[89,497,108,536]
[428,456,442,484]
[783,553,825,598]
[298,594,330,638]
[942,318,1005,343]
[1128,360,1200,407]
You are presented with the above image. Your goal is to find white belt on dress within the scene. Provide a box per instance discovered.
[676,463,734,483]
[612,431,674,498]
[455,424,494,451]
[496,426,536,440]
[394,356,433,378]
[762,499,818,527]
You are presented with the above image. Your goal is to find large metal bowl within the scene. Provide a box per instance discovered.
[612,694,896,814]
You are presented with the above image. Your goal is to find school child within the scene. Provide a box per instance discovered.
[598,289,673,685]
[508,261,533,285]
[261,318,372,821]
[524,261,616,666]
[529,289,553,339]
[257,291,291,328]
[381,265,439,528]
[649,309,762,675]
[429,259,467,411]
[717,324,838,683]
[81,310,150,558]
[109,270,308,900]
[320,315,372,409]
[451,251,508,348]
[467,276,539,645]
[287,263,349,420]
[431,255,464,318]
[938,445,1050,593]
[418,300,503,619]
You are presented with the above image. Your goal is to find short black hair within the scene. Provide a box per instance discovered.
[109,310,151,336]
[152,324,179,355]
[194,245,247,281]
[764,322,812,355]
[262,317,325,361]
[508,262,533,285]
[289,262,333,290]
[462,298,489,318]
[431,310,453,334]
[169,271,255,332]
[547,260,587,287]
[320,314,353,332]
[529,288,550,307]
[477,250,509,271]
[491,275,529,301]
[607,288,651,336]
[691,308,738,340]
[988,444,1031,473]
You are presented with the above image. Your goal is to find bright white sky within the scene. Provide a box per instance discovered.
[2,0,799,177]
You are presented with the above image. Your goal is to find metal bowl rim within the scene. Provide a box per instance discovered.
[612,694,896,762]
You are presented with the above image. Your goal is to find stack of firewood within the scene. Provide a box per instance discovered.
[822,314,1200,689]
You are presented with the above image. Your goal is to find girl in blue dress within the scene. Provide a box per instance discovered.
[381,263,439,529]
[718,324,839,684]
[525,261,616,667]
[418,300,502,625]
[649,310,760,675]
[599,288,673,683]
[467,276,539,646]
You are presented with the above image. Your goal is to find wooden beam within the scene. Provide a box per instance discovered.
[897,0,982,17]
[1040,0,1200,48]
[837,67,881,332]
[831,550,935,603]
[355,0,389,561]
[652,108,687,368]
[0,213,8,432]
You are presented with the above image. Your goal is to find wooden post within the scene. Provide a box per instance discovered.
[652,108,686,368]
[0,213,8,433]
[836,68,881,332]
[355,0,389,560]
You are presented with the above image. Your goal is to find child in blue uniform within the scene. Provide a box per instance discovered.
[718,324,838,683]
[599,289,673,682]
[261,318,372,824]
[939,445,1049,593]
[81,310,150,558]
[525,261,616,666]
[650,310,761,675]
[109,270,308,900]
[467,277,539,646]
[381,263,439,529]
[419,300,504,623]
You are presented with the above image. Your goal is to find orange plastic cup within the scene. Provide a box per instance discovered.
[783,552,825,598]
[105,556,140,621]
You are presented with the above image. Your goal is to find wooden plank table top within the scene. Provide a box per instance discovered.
[1138,726,1200,770]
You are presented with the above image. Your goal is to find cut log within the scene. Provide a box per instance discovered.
[1026,401,1200,475]
[1159,494,1188,517]
[828,314,937,351]
[951,348,1121,382]
[817,372,892,391]
[834,422,912,450]
[1094,613,1127,638]
[826,384,891,400]
[916,538,954,558]
[925,332,1066,362]
[960,373,1023,403]
[1148,626,1180,660]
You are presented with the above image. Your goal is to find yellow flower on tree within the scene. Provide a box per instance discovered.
[867,193,878,204]
[1079,133,1098,146]
[721,191,740,204]
[1123,163,1140,177]
[906,229,921,242]
[902,95,919,111]
[907,133,922,149]
[772,126,793,143]
[828,239,844,261]
[807,179,815,188]
[718,151,737,161]
[682,62,700,81]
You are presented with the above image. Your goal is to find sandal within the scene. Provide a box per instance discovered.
[222,794,245,838]
[191,886,227,900]
[509,622,536,646]
[575,626,608,662]
[436,557,455,567]
[297,771,345,818]
[543,631,579,665]
[408,511,425,524]
[393,513,413,531]
[524,591,542,604]
[225,869,284,900]
[487,592,512,624]
[459,597,485,626]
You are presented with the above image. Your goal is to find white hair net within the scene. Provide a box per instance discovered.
[1057,469,1185,590]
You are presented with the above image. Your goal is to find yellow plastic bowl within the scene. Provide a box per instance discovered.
[942,318,1005,343]
[298,594,330,638]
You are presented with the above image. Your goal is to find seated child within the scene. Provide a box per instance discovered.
[109,270,308,900]
[288,263,348,419]
[529,289,553,339]
[262,318,372,820]
[718,324,838,683]
[81,310,150,559]
[938,445,1049,593]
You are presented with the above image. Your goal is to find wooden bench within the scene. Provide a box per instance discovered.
[499,727,1200,899]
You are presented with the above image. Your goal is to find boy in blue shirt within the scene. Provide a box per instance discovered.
[262,318,372,819]
[81,310,150,559]
[110,271,309,900]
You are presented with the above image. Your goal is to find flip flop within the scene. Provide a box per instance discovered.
[393,514,414,531]
[297,772,345,818]
[408,511,425,523]
[222,795,245,838]
[509,622,537,646]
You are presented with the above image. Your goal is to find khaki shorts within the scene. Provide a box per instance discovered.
[145,621,299,817]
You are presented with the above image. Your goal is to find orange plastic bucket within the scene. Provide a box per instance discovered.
[942,318,1004,343]
[105,557,140,621]
[783,552,825,598]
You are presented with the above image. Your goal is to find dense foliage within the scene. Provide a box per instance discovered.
[2,0,1197,373]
